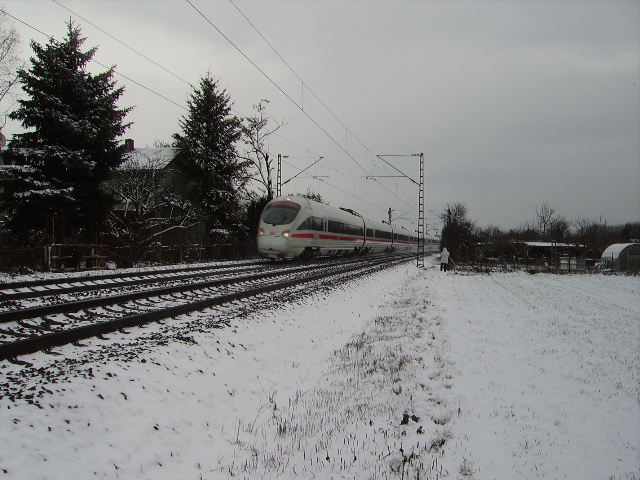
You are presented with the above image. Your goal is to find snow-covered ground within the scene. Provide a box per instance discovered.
[1,256,638,479]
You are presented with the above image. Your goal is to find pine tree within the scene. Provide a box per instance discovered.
[172,73,248,239]
[1,22,132,246]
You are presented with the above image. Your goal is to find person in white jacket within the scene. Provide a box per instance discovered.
[440,247,450,272]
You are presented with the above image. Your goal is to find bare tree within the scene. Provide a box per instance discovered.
[548,216,570,242]
[439,202,477,262]
[295,188,325,203]
[0,8,23,128]
[241,99,287,199]
[534,201,556,237]
[103,149,198,263]
[573,217,591,246]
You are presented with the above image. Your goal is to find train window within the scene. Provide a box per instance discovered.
[328,220,363,236]
[327,220,343,234]
[298,216,324,231]
[262,201,301,225]
[346,226,360,236]
[375,229,392,240]
[366,228,374,238]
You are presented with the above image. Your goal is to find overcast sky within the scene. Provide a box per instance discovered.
[2,0,639,232]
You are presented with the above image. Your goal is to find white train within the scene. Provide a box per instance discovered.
[257,196,439,260]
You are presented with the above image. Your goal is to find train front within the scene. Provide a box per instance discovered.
[257,197,306,259]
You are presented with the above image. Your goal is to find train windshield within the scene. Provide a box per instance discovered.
[262,201,301,225]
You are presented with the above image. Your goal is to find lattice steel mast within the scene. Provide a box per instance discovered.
[417,152,425,267]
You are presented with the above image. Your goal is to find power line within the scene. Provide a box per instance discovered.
[2,10,187,111]
[228,0,377,163]
[47,0,411,215]
[6,5,417,219]
[5,6,338,174]
[186,0,370,176]
[225,0,419,215]
[51,0,194,88]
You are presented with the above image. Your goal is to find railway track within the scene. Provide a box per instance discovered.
[0,253,413,361]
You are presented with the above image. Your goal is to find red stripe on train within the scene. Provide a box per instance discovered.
[291,233,315,238]
[319,235,364,242]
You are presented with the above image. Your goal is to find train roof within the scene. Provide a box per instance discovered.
[272,196,388,227]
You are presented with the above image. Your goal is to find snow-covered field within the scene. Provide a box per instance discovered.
[1,256,638,479]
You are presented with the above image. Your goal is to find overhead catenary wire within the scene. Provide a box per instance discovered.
[48,0,317,153]
[51,0,194,88]
[4,7,383,211]
[2,10,188,111]
[6,6,319,153]
[5,5,418,222]
[225,0,419,214]
[269,128,410,212]
[186,0,371,177]
[228,0,376,161]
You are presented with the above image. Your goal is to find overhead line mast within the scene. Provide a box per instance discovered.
[374,153,426,268]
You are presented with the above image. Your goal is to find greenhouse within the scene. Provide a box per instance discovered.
[600,243,640,272]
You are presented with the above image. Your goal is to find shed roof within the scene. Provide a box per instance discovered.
[522,241,573,248]
[601,243,640,259]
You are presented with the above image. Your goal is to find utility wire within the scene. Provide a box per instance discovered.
[186,0,370,175]
[3,10,187,111]
[48,0,407,213]
[5,6,413,219]
[276,154,392,213]
[5,5,392,214]
[51,0,194,88]
[228,0,377,163]
[5,7,336,172]
[226,0,418,214]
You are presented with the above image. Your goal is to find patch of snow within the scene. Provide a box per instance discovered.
[0,256,638,479]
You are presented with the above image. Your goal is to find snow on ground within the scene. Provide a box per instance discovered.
[1,256,638,479]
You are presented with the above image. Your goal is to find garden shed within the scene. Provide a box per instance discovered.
[600,243,640,272]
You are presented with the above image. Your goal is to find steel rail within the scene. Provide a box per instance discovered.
[0,255,373,302]
[0,262,329,323]
[0,255,411,361]
[0,253,398,311]
[0,263,280,302]
[0,261,265,294]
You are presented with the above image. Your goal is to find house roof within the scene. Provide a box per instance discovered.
[121,148,179,170]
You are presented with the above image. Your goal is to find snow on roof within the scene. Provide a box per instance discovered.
[522,241,574,248]
[601,243,640,259]
[121,147,178,170]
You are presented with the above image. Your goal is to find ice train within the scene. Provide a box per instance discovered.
[257,196,439,260]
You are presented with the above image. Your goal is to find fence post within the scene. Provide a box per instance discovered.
[45,245,51,272]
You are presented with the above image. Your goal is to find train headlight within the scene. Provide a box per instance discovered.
[282,230,290,238]
[258,228,265,235]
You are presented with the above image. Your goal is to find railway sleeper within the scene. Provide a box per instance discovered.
[0,255,413,361]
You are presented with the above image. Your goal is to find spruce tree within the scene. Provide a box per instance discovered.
[173,73,248,239]
[1,22,132,246]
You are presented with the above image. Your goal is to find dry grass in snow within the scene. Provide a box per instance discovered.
[1,257,638,479]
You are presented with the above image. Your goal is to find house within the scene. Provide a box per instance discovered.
[107,141,210,264]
